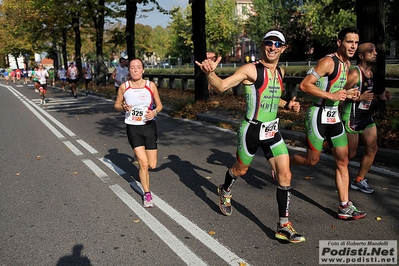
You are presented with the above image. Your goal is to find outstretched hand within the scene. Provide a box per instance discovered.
[195,56,222,74]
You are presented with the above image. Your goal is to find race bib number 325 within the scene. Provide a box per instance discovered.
[127,107,145,122]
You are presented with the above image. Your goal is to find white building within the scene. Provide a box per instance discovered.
[235,0,253,20]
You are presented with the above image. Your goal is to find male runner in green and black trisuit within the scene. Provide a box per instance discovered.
[290,27,367,220]
[196,30,305,243]
[342,42,392,194]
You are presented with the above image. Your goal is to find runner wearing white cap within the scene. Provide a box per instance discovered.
[195,29,305,243]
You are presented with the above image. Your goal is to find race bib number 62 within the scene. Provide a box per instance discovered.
[321,106,340,124]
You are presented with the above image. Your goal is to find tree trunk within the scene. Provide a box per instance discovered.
[52,41,59,73]
[72,14,83,81]
[126,0,138,60]
[62,28,68,69]
[192,0,209,101]
[88,0,106,86]
[356,0,387,117]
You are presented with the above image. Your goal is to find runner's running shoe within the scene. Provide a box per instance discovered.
[217,184,232,216]
[337,201,366,220]
[275,221,305,243]
[143,192,154,208]
[350,179,374,193]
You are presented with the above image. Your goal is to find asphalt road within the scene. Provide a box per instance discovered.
[1,82,398,266]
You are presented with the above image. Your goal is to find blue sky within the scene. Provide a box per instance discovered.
[135,0,188,28]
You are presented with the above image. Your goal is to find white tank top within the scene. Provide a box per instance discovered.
[68,67,78,79]
[37,69,48,85]
[114,66,129,87]
[124,80,154,125]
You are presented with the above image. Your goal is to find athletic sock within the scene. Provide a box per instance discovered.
[276,186,291,219]
[340,201,348,207]
[223,169,238,194]
[279,217,289,226]
[355,176,364,183]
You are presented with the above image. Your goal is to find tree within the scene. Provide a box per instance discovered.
[191,0,209,101]
[125,0,168,61]
[385,0,399,48]
[71,10,83,79]
[0,0,41,67]
[300,0,355,59]
[356,0,388,117]
[245,0,314,61]
[135,24,154,57]
[86,0,107,84]
[206,0,241,58]
[151,26,171,63]
[168,7,193,63]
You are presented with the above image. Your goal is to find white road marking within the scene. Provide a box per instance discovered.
[6,87,65,139]
[109,184,209,266]
[82,159,110,183]
[63,141,84,156]
[76,139,98,154]
[99,157,250,266]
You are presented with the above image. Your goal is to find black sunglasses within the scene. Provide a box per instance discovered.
[264,40,284,48]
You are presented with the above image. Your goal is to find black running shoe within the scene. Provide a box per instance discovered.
[217,184,232,216]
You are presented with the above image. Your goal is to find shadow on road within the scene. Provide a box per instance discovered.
[56,244,91,266]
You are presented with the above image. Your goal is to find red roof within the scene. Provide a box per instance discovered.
[41,58,54,65]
